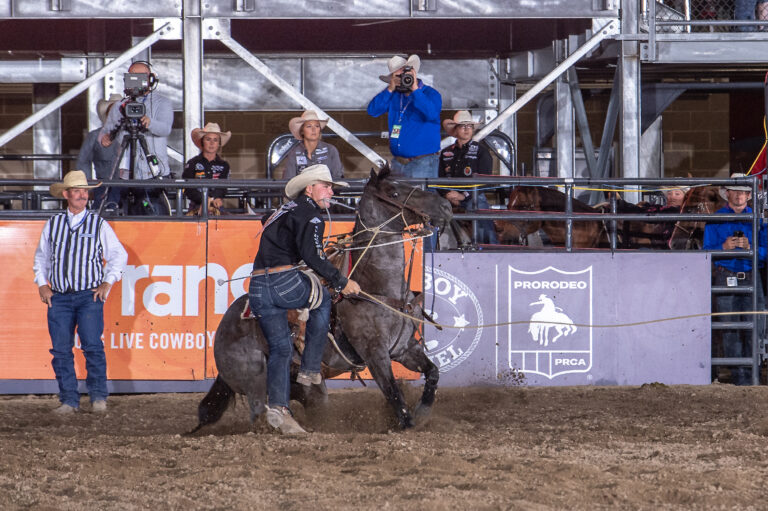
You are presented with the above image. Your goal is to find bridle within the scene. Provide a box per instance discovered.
[370,187,432,226]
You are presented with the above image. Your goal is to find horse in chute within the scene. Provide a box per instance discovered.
[190,167,455,433]
[495,184,718,250]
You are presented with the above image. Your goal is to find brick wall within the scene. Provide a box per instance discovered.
[0,88,742,182]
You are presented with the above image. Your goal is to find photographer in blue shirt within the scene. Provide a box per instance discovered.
[703,174,767,385]
[367,54,442,179]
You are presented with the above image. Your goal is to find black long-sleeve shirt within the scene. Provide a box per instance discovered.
[182,153,230,206]
[438,140,492,198]
[253,195,347,291]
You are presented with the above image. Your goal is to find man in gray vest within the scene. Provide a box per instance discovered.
[33,171,128,414]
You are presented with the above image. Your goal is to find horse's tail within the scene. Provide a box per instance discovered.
[186,375,235,435]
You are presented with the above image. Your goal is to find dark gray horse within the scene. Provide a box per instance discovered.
[191,167,454,432]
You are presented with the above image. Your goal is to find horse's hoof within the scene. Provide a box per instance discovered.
[413,403,432,420]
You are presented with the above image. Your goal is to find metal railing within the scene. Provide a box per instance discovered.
[1,175,764,383]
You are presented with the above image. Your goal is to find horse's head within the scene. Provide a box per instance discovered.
[495,186,542,245]
[360,166,453,234]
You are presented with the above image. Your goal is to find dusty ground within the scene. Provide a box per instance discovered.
[2,383,768,510]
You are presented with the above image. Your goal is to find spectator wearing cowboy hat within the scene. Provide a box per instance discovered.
[249,164,360,434]
[703,173,767,385]
[283,110,343,180]
[182,122,232,215]
[33,170,128,414]
[367,54,442,179]
[75,94,122,209]
[438,111,498,244]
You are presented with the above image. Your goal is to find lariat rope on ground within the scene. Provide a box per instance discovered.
[358,289,768,329]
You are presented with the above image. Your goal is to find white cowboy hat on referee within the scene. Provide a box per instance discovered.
[719,172,752,201]
[191,122,232,150]
[285,164,348,199]
[442,110,483,137]
[50,170,101,198]
[288,110,329,140]
[378,54,421,83]
[96,94,123,124]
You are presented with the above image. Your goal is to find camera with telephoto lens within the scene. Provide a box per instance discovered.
[395,65,415,93]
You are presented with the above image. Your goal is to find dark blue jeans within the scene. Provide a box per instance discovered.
[47,289,108,407]
[391,153,439,179]
[248,270,331,408]
[713,266,765,385]
[734,0,768,31]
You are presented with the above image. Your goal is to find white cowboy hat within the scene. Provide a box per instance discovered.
[191,122,232,149]
[442,110,483,137]
[378,54,421,83]
[50,170,101,198]
[96,94,123,124]
[719,172,752,200]
[288,111,329,140]
[285,164,348,199]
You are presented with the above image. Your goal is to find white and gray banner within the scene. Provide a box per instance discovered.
[423,252,712,386]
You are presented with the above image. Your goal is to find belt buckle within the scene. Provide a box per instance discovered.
[737,272,747,280]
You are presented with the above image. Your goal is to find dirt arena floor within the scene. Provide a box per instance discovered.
[3,383,768,510]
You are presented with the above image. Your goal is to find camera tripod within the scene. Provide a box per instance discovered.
[97,115,171,216]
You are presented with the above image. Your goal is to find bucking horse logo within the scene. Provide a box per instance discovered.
[528,294,577,346]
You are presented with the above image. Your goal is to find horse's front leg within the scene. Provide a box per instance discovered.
[365,351,415,429]
[393,338,439,422]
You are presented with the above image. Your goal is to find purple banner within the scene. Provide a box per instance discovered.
[423,252,711,386]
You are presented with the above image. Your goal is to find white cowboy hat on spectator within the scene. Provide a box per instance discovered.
[288,111,329,140]
[96,94,123,124]
[719,172,752,200]
[443,110,484,137]
[285,164,348,199]
[50,170,101,198]
[191,122,232,149]
[378,54,421,83]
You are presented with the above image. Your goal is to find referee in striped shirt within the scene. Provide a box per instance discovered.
[33,171,128,415]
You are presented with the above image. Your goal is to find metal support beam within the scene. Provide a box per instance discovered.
[32,84,61,182]
[0,23,173,149]
[554,41,574,179]
[474,20,618,143]
[183,1,203,164]
[568,67,597,177]
[620,0,641,203]
[216,24,386,169]
[588,66,620,204]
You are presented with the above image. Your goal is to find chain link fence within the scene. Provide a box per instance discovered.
[650,0,768,32]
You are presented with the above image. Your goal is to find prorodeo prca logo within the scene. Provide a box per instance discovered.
[507,265,593,379]
[423,268,482,372]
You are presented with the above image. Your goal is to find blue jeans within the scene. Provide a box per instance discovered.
[734,0,768,31]
[47,289,108,407]
[391,153,439,178]
[460,193,499,245]
[248,270,331,408]
[713,267,765,385]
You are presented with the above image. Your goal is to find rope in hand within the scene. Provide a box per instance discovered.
[359,289,768,330]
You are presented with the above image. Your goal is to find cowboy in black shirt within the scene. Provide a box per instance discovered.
[182,123,231,214]
[438,111,498,244]
[249,164,360,434]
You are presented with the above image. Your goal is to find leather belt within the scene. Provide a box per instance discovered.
[251,264,296,277]
[715,266,750,280]
[394,152,438,166]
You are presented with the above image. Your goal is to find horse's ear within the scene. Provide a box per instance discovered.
[378,163,391,181]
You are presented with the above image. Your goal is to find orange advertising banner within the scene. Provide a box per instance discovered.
[0,218,422,385]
